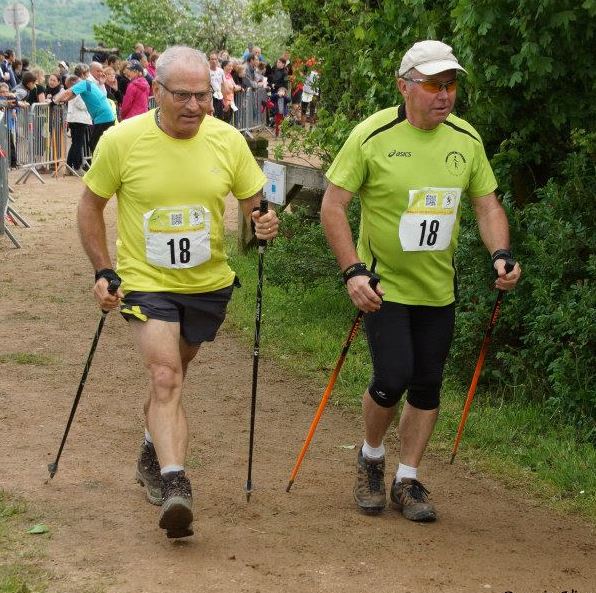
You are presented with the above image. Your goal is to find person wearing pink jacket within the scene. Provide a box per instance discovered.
[120,61,150,120]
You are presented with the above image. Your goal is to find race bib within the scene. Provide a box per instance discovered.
[144,205,211,269]
[398,188,461,252]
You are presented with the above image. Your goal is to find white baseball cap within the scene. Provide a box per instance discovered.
[398,40,466,77]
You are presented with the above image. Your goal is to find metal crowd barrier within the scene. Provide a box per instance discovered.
[0,112,9,239]
[13,102,70,184]
[232,87,270,137]
[0,110,27,248]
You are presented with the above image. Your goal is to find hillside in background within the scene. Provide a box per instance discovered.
[0,0,110,62]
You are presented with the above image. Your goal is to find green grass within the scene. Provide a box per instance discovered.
[0,354,55,366]
[226,240,596,521]
[0,491,48,593]
[434,380,596,516]
[0,572,34,593]
[0,494,26,523]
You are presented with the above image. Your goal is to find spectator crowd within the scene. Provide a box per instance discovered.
[0,41,320,173]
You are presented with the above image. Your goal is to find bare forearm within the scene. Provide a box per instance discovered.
[321,184,383,311]
[473,194,510,254]
[320,190,359,271]
[239,190,264,220]
[77,192,112,271]
[54,89,73,104]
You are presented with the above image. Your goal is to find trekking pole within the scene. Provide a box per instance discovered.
[47,278,121,480]
[244,199,269,502]
[286,275,379,493]
[450,261,515,464]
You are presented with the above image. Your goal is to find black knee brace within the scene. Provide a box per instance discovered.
[368,380,405,408]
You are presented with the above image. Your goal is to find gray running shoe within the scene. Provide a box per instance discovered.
[135,442,163,505]
[390,477,437,522]
[159,471,194,539]
[353,447,386,514]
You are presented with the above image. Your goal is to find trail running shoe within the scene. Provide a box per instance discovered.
[353,447,386,514]
[159,471,194,539]
[135,442,163,506]
[390,477,437,522]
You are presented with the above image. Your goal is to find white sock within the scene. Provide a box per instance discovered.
[396,463,417,482]
[160,464,184,476]
[362,440,385,460]
[144,429,153,445]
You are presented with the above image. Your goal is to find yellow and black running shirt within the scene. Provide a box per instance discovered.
[326,105,497,306]
[84,111,266,294]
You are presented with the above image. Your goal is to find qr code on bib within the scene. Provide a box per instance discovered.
[170,212,183,226]
[425,193,437,207]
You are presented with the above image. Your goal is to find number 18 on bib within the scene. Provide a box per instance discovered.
[144,205,212,269]
[398,188,461,252]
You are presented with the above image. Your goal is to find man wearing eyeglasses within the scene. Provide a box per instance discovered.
[77,45,279,539]
[321,40,521,522]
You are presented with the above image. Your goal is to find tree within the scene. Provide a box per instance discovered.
[94,0,201,54]
[95,0,291,59]
[269,0,594,195]
[195,0,291,57]
[451,0,596,201]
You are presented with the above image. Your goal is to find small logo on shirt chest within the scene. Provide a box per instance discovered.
[387,149,412,158]
[445,151,466,176]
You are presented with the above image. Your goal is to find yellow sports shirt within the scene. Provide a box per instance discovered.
[84,111,266,294]
[326,105,498,306]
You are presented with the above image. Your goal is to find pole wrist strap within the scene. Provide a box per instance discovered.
[95,268,121,285]
[491,249,516,275]
[343,262,373,284]
[491,249,513,266]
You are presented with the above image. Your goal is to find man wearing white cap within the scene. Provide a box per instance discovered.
[321,40,521,521]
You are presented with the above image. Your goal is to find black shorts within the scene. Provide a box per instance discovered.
[364,301,455,409]
[120,285,234,346]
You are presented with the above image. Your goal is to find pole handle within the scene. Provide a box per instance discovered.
[258,199,268,248]
[369,274,380,290]
[101,278,121,315]
[495,259,515,277]
[107,278,121,294]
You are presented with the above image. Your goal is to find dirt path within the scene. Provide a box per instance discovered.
[1,174,594,593]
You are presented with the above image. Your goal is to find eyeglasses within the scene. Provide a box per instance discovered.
[402,77,457,93]
[156,80,213,104]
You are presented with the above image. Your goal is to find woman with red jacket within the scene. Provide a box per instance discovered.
[120,61,150,120]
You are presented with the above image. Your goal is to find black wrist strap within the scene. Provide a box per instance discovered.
[491,250,516,275]
[95,268,121,284]
[491,249,513,266]
[343,262,372,284]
